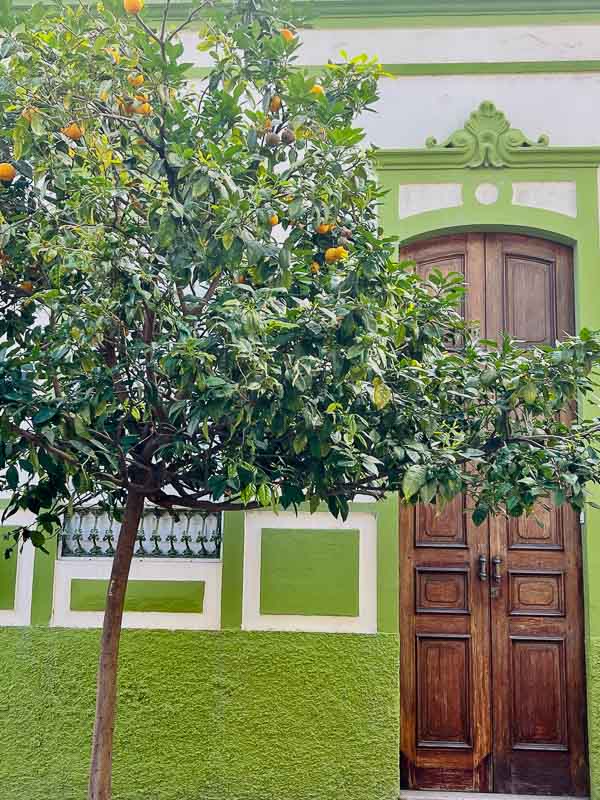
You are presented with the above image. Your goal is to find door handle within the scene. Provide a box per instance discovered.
[478,555,488,582]
[492,556,503,583]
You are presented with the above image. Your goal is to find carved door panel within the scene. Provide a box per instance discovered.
[399,235,492,792]
[399,233,588,796]
[485,234,588,796]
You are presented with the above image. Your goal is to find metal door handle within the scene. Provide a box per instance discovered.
[492,556,503,583]
[478,555,488,582]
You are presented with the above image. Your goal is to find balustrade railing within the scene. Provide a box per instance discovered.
[60,506,222,559]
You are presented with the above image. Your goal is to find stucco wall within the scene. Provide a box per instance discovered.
[0,628,399,800]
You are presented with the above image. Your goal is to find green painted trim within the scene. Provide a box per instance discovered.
[0,526,18,611]
[383,61,600,76]
[220,510,244,629]
[30,535,56,626]
[70,579,205,613]
[377,101,600,172]
[376,494,399,634]
[260,528,359,617]
[187,62,600,81]
[309,14,600,28]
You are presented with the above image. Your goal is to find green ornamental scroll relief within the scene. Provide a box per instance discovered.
[425,100,550,168]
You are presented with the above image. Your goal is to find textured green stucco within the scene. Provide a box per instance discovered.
[70,579,205,613]
[587,637,600,798]
[0,526,17,610]
[260,528,359,617]
[0,627,399,800]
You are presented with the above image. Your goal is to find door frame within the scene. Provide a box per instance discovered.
[397,233,589,794]
[376,101,600,797]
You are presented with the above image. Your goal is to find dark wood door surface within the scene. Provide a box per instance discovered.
[399,233,588,796]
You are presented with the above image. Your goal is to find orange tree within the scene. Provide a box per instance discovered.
[2,1,600,798]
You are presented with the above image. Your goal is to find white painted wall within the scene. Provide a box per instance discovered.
[360,73,600,149]
[180,24,600,67]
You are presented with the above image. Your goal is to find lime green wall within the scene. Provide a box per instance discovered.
[70,579,205,613]
[260,528,360,617]
[0,627,399,800]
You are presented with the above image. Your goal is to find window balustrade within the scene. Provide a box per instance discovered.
[60,507,222,559]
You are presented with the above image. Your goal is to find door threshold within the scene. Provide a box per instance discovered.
[400,793,589,800]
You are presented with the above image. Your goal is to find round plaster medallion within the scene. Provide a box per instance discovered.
[475,183,499,205]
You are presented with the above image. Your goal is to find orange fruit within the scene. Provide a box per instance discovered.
[61,122,84,141]
[128,73,144,88]
[135,102,153,116]
[0,163,17,182]
[124,0,144,13]
[310,84,325,96]
[310,261,320,274]
[269,213,279,226]
[316,223,333,234]
[280,28,295,43]
[336,246,349,261]
[19,280,34,293]
[325,247,339,264]
[269,95,282,113]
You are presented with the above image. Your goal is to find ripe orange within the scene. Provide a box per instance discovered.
[269,95,282,113]
[61,122,84,141]
[0,163,17,182]
[269,213,279,226]
[316,223,333,234]
[124,0,144,13]
[128,72,144,88]
[19,280,34,293]
[336,246,349,261]
[310,261,320,274]
[280,28,295,43]
[324,247,339,264]
[135,102,153,116]
[310,84,325,96]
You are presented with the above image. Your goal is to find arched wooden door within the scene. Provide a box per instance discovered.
[399,233,589,796]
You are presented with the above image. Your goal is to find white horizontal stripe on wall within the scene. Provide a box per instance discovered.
[51,557,222,631]
[180,24,600,68]
[360,74,600,149]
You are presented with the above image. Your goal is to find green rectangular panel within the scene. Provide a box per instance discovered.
[0,527,18,611]
[260,528,359,617]
[70,579,205,613]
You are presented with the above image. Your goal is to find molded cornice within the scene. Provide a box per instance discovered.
[376,101,600,171]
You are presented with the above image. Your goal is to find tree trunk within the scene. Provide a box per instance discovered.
[88,490,145,800]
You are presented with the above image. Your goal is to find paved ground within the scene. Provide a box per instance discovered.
[401,793,587,800]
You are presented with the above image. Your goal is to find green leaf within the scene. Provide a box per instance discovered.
[402,465,428,501]
[520,382,538,405]
[372,377,392,410]
[32,407,58,426]
[257,484,271,507]
[472,503,489,526]
[6,465,19,490]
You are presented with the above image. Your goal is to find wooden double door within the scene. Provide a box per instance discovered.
[399,234,589,796]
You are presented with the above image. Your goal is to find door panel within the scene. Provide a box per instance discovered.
[400,235,492,792]
[399,233,588,796]
[486,234,587,795]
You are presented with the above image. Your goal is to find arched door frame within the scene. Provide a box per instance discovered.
[376,100,600,797]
